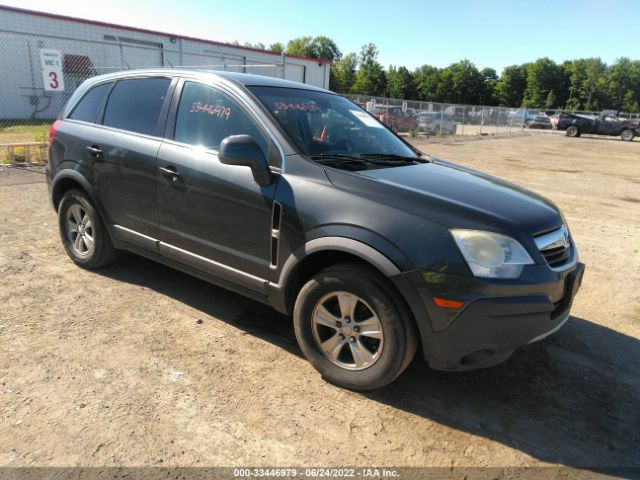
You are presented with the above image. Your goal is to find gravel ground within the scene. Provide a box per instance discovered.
[0,134,638,474]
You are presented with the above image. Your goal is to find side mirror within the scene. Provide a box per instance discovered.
[219,134,272,186]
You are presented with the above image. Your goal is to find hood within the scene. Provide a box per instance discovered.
[325,159,562,236]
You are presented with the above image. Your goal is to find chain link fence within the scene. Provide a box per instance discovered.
[343,94,640,139]
[2,29,639,165]
[0,28,287,164]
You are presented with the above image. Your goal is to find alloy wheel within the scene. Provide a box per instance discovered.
[311,291,384,370]
[66,204,95,257]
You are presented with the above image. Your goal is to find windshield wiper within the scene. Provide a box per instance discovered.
[360,153,427,163]
[309,152,421,169]
[309,153,368,165]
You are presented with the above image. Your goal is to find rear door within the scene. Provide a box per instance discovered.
[155,79,280,291]
[90,76,174,241]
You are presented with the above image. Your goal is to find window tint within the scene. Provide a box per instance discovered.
[174,82,268,155]
[103,77,171,136]
[69,82,112,123]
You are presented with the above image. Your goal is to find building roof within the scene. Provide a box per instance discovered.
[0,5,332,65]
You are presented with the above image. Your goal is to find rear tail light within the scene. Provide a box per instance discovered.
[48,120,63,148]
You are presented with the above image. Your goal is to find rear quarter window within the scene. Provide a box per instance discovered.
[103,77,171,136]
[68,82,112,123]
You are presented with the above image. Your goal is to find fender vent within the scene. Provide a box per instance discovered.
[272,202,282,230]
[270,202,282,267]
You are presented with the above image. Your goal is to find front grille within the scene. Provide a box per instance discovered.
[534,225,572,268]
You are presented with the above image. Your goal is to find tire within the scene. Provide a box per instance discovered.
[293,262,418,391]
[58,189,118,269]
[621,129,635,141]
[566,125,581,137]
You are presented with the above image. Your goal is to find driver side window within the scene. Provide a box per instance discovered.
[174,81,269,157]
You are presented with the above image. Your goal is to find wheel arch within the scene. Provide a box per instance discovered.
[271,235,427,327]
[51,169,96,211]
[51,169,116,244]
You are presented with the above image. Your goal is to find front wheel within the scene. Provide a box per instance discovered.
[621,129,635,141]
[293,263,417,390]
[566,125,581,137]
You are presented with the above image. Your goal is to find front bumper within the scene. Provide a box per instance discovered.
[398,260,585,371]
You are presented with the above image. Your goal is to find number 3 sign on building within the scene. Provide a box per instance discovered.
[40,49,65,92]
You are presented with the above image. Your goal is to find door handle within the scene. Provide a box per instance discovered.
[86,145,102,159]
[159,166,182,183]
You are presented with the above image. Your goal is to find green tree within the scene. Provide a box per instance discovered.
[387,65,415,99]
[351,43,386,96]
[545,90,556,109]
[480,67,498,105]
[623,89,640,112]
[563,59,587,110]
[285,36,341,62]
[439,59,484,104]
[523,58,563,108]
[243,41,266,50]
[607,57,640,111]
[582,58,608,110]
[268,42,284,54]
[413,65,440,101]
[330,53,358,93]
[286,36,315,57]
[311,36,342,62]
[494,64,527,107]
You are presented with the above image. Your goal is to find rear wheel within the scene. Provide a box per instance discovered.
[58,190,118,269]
[621,129,635,141]
[293,262,418,390]
[566,125,581,137]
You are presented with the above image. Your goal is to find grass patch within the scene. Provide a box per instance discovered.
[0,122,52,144]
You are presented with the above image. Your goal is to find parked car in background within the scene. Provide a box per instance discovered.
[553,110,639,141]
[467,107,502,125]
[509,108,551,129]
[370,105,418,132]
[418,111,457,135]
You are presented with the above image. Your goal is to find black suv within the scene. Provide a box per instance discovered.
[47,69,585,390]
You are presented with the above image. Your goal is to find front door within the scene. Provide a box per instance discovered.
[596,116,622,135]
[156,80,279,292]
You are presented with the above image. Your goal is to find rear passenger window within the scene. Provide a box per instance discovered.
[174,82,268,155]
[103,77,171,136]
[69,82,112,123]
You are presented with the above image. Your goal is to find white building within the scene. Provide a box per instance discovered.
[0,6,331,120]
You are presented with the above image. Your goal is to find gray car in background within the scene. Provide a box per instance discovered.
[418,111,457,135]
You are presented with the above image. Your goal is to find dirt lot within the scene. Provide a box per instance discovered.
[0,134,638,474]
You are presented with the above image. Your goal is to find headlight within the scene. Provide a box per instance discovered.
[450,229,534,279]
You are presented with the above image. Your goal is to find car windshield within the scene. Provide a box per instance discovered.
[248,86,421,168]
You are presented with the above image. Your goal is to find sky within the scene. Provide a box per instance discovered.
[3,0,639,73]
